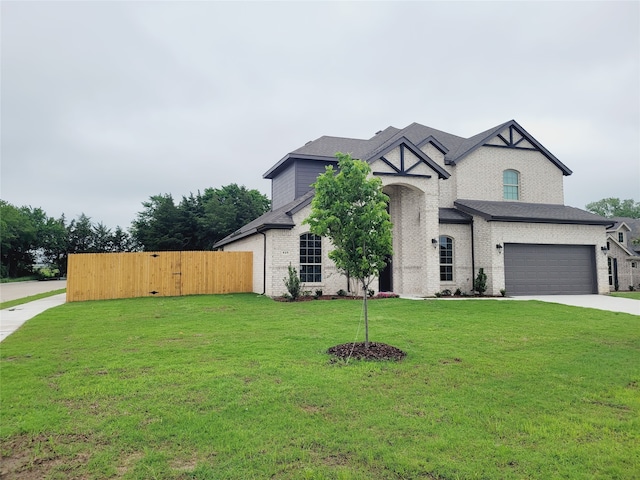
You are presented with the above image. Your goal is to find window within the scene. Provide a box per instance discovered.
[439,236,453,282]
[618,232,624,243]
[608,257,613,286]
[503,169,520,200]
[299,233,322,282]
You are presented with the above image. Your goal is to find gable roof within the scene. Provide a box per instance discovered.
[264,119,572,180]
[213,190,314,248]
[454,199,613,225]
[444,120,573,175]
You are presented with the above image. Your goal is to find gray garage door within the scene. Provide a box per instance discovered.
[504,244,597,295]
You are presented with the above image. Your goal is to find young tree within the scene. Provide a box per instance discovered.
[304,153,392,348]
[585,198,640,218]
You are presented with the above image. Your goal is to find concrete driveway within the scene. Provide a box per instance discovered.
[512,295,639,316]
[0,279,67,302]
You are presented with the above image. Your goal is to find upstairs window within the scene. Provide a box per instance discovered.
[618,232,624,243]
[439,236,454,282]
[503,169,520,200]
[300,233,322,282]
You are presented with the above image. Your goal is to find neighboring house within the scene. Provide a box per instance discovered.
[605,217,640,291]
[215,119,612,297]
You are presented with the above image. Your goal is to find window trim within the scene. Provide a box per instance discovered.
[299,232,322,283]
[503,169,520,200]
[439,235,454,282]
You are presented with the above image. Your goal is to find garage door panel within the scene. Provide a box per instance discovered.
[504,244,596,295]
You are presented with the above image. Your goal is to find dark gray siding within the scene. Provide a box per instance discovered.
[295,160,335,199]
[504,243,597,295]
[271,163,296,210]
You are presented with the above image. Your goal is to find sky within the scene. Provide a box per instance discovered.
[2,1,639,230]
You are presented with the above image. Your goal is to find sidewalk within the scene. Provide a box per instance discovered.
[0,294,67,342]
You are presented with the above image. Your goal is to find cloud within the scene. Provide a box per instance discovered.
[1,1,638,228]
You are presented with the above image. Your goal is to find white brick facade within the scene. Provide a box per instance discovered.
[217,120,610,298]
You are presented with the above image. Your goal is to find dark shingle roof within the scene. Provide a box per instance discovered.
[439,208,473,224]
[454,199,613,225]
[264,119,572,180]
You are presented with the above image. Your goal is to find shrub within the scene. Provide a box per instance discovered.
[314,289,323,298]
[336,289,347,297]
[500,288,506,297]
[474,268,487,296]
[454,288,462,296]
[283,264,301,300]
[629,285,635,292]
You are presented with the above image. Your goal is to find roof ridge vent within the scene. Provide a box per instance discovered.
[375,130,382,135]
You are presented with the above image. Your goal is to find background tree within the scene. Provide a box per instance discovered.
[304,153,392,348]
[130,194,186,251]
[0,200,38,277]
[1,200,134,278]
[130,185,270,251]
[585,198,640,218]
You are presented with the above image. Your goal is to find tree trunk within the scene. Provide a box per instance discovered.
[363,280,369,348]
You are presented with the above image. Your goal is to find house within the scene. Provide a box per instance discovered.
[214,119,612,297]
[605,217,640,291]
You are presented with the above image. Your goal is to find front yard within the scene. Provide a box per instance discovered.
[1,294,638,479]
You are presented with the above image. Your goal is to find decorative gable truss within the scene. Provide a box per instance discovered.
[368,137,450,180]
[484,124,537,150]
[446,120,573,176]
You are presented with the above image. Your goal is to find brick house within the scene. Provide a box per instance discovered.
[605,218,640,291]
[214,120,612,297]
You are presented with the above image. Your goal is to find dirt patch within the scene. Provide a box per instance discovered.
[0,433,92,480]
[327,342,406,361]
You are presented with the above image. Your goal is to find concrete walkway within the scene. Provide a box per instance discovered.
[1,294,67,342]
[512,295,639,316]
[0,280,67,342]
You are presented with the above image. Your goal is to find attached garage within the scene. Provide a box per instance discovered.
[504,243,597,295]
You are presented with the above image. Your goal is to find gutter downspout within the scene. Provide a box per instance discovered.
[258,229,267,295]
[470,218,476,290]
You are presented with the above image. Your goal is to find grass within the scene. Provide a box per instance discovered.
[0,276,39,284]
[0,289,66,310]
[1,294,638,479]
[611,291,640,300]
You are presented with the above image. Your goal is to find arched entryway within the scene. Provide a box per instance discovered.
[379,183,432,295]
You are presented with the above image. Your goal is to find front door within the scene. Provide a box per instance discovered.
[379,255,393,292]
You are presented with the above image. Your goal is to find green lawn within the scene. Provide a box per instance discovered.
[1,294,638,479]
[611,291,640,300]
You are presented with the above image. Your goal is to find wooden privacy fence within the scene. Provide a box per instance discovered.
[67,251,252,302]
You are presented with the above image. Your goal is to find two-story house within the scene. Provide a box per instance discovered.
[214,119,612,297]
[605,217,640,291]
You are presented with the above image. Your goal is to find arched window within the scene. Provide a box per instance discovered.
[439,236,454,282]
[300,233,322,282]
[503,169,520,200]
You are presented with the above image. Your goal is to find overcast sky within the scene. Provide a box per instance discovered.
[2,1,639,229]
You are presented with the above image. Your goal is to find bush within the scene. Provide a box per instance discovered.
[337,289,347,297]
[35,266,60,280]
[283,264,301,300]
[474,268,487,296]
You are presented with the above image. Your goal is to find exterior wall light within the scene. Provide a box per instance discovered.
[432,238,438,248]
[600,246,609,253]
[496,244,503,253]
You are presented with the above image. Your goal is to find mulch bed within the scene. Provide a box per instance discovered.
[327,342,406,362]
[274,295,399,302]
